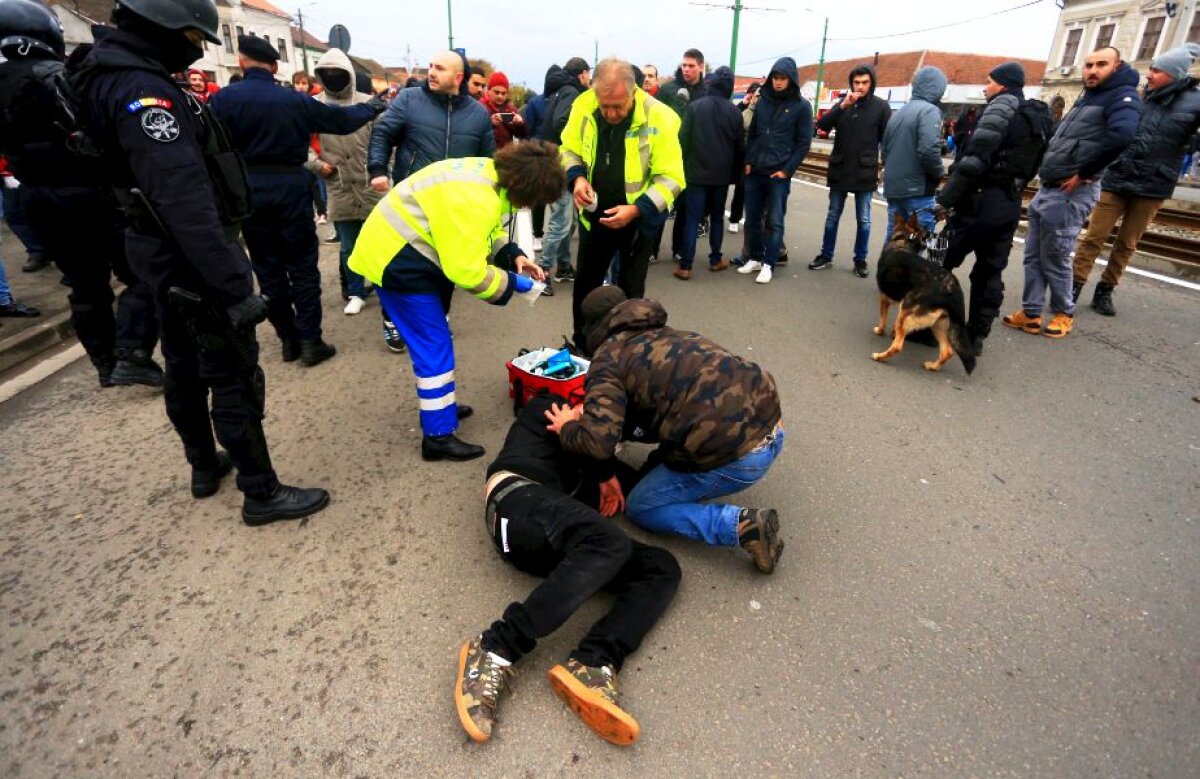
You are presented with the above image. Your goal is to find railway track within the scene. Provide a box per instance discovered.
[796,153,1200,266]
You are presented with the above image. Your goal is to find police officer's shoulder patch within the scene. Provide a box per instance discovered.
[137,106,181,143]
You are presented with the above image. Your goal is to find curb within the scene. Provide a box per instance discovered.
[0,310,76,374]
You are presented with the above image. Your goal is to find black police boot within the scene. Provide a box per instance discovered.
[192,451,233,499]
[1091,282,1116,317]
[457,404,474,420]
[299,339,336,367]
[968,318,993,353]
[1072,280,1085,306]
[242,484,331,526]
[281,338,301,362]
[421,434,485,462]
[95,359,116,389]
[110,348,164,387]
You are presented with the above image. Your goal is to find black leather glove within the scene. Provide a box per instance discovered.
[227,295,269,330]
[367,95,387,115]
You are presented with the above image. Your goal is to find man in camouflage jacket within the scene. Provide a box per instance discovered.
[546,286,786,574]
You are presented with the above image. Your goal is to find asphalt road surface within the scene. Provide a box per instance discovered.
[1,181,1196,777]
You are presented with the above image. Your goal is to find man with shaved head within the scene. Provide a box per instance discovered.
[365,49,494,352]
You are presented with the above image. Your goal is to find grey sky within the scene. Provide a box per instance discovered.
[284,0,1061,88]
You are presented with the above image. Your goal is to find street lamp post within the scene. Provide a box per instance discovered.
[447,0,454,49]
[813,15,828,113]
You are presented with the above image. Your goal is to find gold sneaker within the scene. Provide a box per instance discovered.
[547,660,639,745]
[454,635,513,742]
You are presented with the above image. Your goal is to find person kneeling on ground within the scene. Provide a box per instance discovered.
[456,393,681,746]
[546,286,786,573]
[348,141,561,462]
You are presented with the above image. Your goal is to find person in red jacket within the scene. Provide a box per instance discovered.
[185,68,211,102]
[482,71,527,149]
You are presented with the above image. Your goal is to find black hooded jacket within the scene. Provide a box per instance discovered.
[745,57,814,175]
[657,66,705,118]
[540,64,585,145]
[815,64,891,192]
[680,66,744,186]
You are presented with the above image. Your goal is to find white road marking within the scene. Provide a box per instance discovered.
[0,343,87,405]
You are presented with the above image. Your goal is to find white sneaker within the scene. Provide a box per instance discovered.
[738,260,763,274]
[755,265,773,284]
[343,296,365,315]
[728,222,740,234]
[533,237,543,252]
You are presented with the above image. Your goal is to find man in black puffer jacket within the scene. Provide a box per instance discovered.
[810,63,891,276]
[1072,44,1200,316]
[675,66,743,278]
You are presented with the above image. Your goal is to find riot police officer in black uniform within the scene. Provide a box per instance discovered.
[0,0,161,388]
[209,36,383,366]
[75,0,329,525]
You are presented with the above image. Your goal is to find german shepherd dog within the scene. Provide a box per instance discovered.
[871,214,978,374]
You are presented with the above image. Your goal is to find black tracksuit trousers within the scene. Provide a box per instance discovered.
[481,478,681,671]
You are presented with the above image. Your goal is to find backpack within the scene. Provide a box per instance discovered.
[992,98,1053,184]
[0,59,102,184]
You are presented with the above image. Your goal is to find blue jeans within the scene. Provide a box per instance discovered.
[743,173,791,267]
[885,195,937,241]
[334,219,366,298]
[0,241,11,304]
[540,189,575,273]
[626,426,786,547]
[821,190,873,263]
[679,184,728,269]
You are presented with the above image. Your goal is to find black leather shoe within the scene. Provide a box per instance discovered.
[853,263,870,278]
[110,349,164,387]
[242,484,330,526]
[299,339,336,366]
[457,404,474,420]
[281,338,301,362]
[192,451,233,499]
[96,360,116,388]
[0,300,40,317]
[421,434,485,462]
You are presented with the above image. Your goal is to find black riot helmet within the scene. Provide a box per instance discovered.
[0,0,65,59]
[115,0,221,44]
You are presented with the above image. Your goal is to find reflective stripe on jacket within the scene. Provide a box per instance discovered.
[559,88,685,228]
[348,157,513,302]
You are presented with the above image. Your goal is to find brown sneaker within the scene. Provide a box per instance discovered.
[1001,309,1043,334]
[454,635,514,742]
[1042,312,1074,339]
[673,267,692,280]
[738,508,784,574]
[709,258,730,272]
[547,660,640,745]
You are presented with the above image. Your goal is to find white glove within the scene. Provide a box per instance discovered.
[3,176,20,190]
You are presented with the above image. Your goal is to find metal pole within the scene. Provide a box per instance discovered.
[447,0,454,49]
[594,39,598,69]
[813,17,828,113]
[298,8,309,74]
[730,0,742,75]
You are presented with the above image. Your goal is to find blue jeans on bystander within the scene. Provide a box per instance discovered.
[821,189,873,264]
[743,173,791,267]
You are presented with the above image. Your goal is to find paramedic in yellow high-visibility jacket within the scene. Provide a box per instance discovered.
[558,57,685,345]
[349,141,564,462]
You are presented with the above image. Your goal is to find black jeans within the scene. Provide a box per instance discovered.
[943,187,1021,333]
[573,222,654,342]
[729,174,745,224]
[481,480,680,671]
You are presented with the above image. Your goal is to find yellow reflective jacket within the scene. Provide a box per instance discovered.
[348,158,516,303]
[559,87,685,229]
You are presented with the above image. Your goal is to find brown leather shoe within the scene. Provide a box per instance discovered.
[709,258,730,272]
[672,268,692,280]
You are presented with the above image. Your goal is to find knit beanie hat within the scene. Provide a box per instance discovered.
[487,71,509,89]
[988,61,1025,90]
[1152,43,1200,82]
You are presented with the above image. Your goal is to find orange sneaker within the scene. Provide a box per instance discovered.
[547,660,639,745]
[1042,312,1074,339]
[1002,309,1043,334]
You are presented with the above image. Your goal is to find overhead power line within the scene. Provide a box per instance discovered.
[827,0,1046,42]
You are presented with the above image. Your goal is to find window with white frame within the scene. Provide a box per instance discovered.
[1137,16,1165,61]
[1061,27,1084,67]
[1094,21,1116,52]
[278,38,289,63]
[1189,10,1200,43]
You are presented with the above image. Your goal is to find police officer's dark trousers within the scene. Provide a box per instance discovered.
[573,222,654,343]
[25,186,158,367]
[482,477,681,670]
[943,186,1022,336]
[241,169,322,344]
[128,231,280,498]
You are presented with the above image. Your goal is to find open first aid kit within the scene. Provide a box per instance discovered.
[506,347,590,415]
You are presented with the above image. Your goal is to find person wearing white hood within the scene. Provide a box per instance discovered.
[308,48,384,316]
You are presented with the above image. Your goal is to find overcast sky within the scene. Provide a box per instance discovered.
[283,0,1061,89]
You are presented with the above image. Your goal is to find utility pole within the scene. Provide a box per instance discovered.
[297,7,309,74]
[689,1,782,75]
[446,0,454,49]
[813,16,828,115]
[594,39,598,69]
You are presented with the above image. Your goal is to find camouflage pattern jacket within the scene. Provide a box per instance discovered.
[561,299,782,472]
